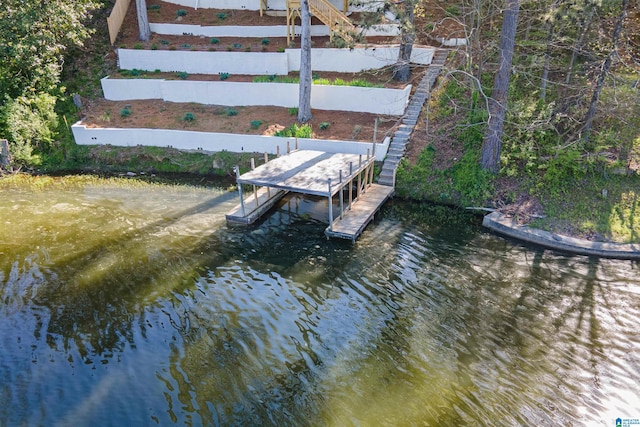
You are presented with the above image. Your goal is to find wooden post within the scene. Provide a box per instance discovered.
[373,118,378,142]
[357,155,362,196]
[0,139,10,168]
[277,145,280,157]
[369,152,375,187]
[348,162,353,210]
[251,158,259,208]
[327,178,333,231]
[339,170,344,220]
[264,152,271,198]
[235,166,246,217]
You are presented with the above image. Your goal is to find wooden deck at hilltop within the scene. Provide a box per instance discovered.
[226,148,393,241]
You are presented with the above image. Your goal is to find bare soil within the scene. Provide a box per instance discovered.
[81,99,400,142]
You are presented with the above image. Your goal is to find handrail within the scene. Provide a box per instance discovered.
[288,0,355,43]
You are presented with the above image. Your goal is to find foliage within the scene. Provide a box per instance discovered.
[224,108,238,116]
[120,107,132,117]
[210,38,220,44]
[319,122,331,130]
[251,75,382,88]
[176,71,189,80]
[0,0,99,99]
[217,12,227,20]
[219,72,230,80]
[288,107,299,116]
[182,112,196,122]
[0,93,58,165]
[176,9,187,17]
[274,123,312,138]
[261,38,270,45]
[250,120,263,129]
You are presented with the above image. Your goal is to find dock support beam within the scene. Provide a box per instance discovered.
[235,166,246,217]
[327,178,333,231]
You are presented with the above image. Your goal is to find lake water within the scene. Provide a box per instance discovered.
[1,178,639,426]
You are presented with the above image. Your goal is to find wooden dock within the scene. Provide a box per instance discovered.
[226,147,392,241]
[325,183,394,241]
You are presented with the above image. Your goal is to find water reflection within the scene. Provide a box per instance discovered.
[0,179,639,426]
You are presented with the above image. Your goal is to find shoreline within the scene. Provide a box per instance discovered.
[483,211,640,260]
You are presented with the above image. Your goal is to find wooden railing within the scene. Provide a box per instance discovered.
[286,0,356,43]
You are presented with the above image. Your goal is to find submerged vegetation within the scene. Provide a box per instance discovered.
[0,1,638,243]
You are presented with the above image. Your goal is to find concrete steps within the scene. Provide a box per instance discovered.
[377,49,449,187]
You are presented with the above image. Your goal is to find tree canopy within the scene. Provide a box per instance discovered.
[0,0,99,99]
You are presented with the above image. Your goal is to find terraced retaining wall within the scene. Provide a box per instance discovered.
[101,77,412,115]
[117,46,435,74]
[71,124,390,161]
[149,22,400,38]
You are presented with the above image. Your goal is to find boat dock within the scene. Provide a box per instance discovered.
[225,146,393,241]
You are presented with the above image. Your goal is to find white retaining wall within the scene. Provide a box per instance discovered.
[117,46,434,74]
[101,77,411,115]
[161,0,384,12]
[149,22,400,38]
[71,123,390,161]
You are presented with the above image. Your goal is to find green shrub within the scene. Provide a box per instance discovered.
[151,43,158,50]
[250,120,263,129]
[445,6,461,16]
[219,72,229,80]
[277,47,285,53]
[176,71,189,80]
[224,108,238,116]
[160,40,170,45]
[288,107,298,116]
[133,43,144,50]
[233,43,242,49]
[210,38,219,44]
[0,93,58,166]
[182,112,196,122]
[274,123,312,138]
[261,38,270,45]
[217,12,227,20]
[181,43,191,49]
[176,9,187,17]
[320,122,330,130]
[120,107,132,117]
[147,4,160,10]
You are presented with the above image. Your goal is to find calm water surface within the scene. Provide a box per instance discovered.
[1,178,639,426]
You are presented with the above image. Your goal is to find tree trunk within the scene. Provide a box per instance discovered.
[540,0,560,102]
[565,4,595,85]
[582,0,629,140]
[481,0,520,173]
[540,25,554,102]
[297,0,313,123]
[393,0,415,82]
[136,0,151,42]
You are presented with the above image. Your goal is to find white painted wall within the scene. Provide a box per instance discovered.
[160,0,366,12]
[101,77,411,115]
[117,45,434,74]
[149,22,400,38]
[71,123,390,161]
[118,49,290,75]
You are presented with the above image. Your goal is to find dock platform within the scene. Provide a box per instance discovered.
[325,183,394,241]
[226,147,392,241]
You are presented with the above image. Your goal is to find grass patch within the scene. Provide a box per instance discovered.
[531,174,640,243]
